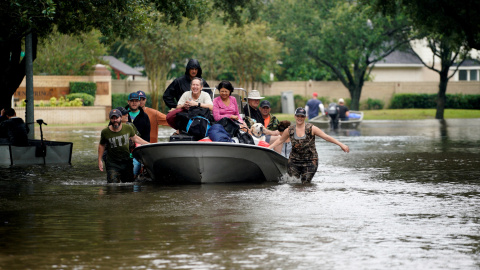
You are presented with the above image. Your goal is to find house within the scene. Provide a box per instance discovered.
[101,56,144,80]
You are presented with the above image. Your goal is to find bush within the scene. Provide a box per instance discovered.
[389,93,480,109]
[366,98,384,110]
[70,82,97,98]
[66,93,95,106]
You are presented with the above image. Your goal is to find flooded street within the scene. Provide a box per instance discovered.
[1,119,479,269]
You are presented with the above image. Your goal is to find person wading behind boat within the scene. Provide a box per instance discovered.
[163,59,211,110]
[98,109,149,183]
[137,90,169,143]
[125,92,151,142]
[268,107,349,183]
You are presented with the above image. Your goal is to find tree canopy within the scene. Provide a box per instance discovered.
[0,0,260,110]
[364,0,480,50]
[266,0,411,110]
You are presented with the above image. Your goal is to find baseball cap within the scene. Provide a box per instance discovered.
[128,92,140,101]
[338,98,345,103]
[109,109,122,119]
[313,92,318,97]
[115,107,128,115]
[137,90,146,99]
[260,100,271,108]
[295,107,306,116]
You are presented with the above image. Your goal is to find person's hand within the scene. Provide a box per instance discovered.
[230,115,239,120]
[340,144,349,153]
[98,160,104,171]
[0,109,4,116]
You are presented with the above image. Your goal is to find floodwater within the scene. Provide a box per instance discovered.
[0,119,479,269]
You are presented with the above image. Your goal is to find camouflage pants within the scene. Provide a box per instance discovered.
[106,161,134,183]
[287,159,318,183]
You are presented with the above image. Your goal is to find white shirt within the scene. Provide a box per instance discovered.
[177,91,213,106]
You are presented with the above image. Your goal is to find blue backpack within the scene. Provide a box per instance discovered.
[186,116,211,140]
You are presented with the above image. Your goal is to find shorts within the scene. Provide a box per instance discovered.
[106,161,134,183]
[287,159,318,183]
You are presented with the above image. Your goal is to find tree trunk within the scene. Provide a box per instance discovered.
[436,76,448,120]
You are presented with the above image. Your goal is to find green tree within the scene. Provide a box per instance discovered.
[266,0,410,110]
[34,29,107,75]
[0,0,259,110]
[365,0,480,50]
[224,23,282,90]
[408,38,469,120]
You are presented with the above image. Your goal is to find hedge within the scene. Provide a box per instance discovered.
[389,94,480,109]
[66,93,95,106]
[70,82,97,98]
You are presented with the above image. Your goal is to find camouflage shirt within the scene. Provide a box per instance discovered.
[288,123,318,162]
[266,114,280,131]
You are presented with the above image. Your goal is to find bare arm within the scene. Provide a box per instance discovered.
[312,126,349,153]
[132,135,149,145]
[98,143,106,171]
[268,130,289,150]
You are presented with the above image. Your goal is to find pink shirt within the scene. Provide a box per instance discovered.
[213,96,243,122]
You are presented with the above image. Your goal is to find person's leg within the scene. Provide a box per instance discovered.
[133,158,141,178]
[301,160,318,184]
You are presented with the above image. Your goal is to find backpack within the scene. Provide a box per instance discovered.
[186,116,211,140]
[208,124,233,142]
[327,103,338,115]
[217,117,240,138]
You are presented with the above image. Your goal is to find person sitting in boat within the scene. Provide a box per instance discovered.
[98,109,149,183]
[305,92,325,120]
[163,59,211,110]
[177,77,213,111]
[0,108,29,146]
[259,100,280,136]
[212,80,243,122]
[268,107,349,184]
[243,90,264,128]
[337,98,350,120]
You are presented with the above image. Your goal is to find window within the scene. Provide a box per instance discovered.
[458,70,468,80]
[470,70,478,81]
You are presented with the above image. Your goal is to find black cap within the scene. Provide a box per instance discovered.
[260,100,271,108]
[295,107,306,116]
[109,109,122,119]
[137,91,147,99]
[115,107,128,115]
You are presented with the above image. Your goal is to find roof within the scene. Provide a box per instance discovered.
[102,56,143,76]
[374,50,423,67]
[455,59,480,67]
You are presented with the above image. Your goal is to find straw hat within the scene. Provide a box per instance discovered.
[247,90,264,99]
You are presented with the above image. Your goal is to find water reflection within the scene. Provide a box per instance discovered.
[0,119,479,269]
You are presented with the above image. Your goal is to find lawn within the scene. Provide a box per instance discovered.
[275,109,480,122]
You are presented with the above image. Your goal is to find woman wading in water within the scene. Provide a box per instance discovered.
[268,107,349,183]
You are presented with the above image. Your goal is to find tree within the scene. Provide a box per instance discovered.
[34,29,107,75]
[408,38,469,119]
[224,23,282,90]
[266,0,411,110]
[0,0,259,110]
[365,0,480,50]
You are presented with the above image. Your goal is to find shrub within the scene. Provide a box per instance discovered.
[366,98,384,110]
[69,82,97,98]
[389,93,480,109]
[66,93,95,106]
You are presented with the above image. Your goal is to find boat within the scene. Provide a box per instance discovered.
[0,119,73,166]
[309,110,364,129]
[132,141,288,184]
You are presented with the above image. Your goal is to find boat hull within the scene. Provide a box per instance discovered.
[309,111,363,129]
[133,142,288,184]
[0,140,73,166]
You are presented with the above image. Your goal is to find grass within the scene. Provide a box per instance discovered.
[275,109,480,122]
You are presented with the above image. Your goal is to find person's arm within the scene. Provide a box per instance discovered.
[154,109,168,126]
[345,108,350,117]
[268,129,289,150]
[312,125,349,153]
[305,105,309,117]
[212,98,223,121]
[319,103,325,115]
[176,92,189,109]
[201,92,214,111]
[98,143,106,171]
[132,135,149,145]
